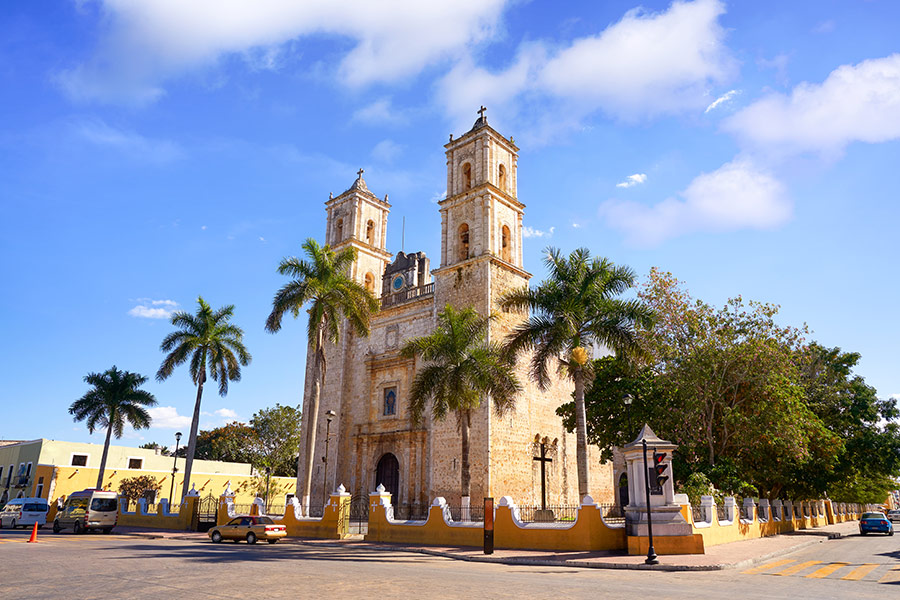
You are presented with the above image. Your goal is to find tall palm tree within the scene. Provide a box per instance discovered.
[500,247,654,500]
[157,297,251,501]
[401,304,521,501]
[265,238,379,509]
[69,366,157,489]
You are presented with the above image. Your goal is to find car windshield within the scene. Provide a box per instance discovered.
[23,504,48,512]
[861,512,884,520]
[90,498,118,512]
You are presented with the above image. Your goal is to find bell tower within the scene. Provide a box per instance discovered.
[324,169,393,296]
[433,108,530,318]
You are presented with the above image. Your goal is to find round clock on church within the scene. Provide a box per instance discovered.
[391,274,405,291]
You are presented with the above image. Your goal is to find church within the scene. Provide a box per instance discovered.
[298,110,615,511]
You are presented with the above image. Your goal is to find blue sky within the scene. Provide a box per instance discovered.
[1,0,898,447]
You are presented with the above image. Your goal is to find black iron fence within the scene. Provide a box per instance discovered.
[445,504,484,522]
[392,504,430,521]
[717,504,727,522]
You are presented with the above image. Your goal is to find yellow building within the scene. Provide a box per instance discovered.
[0,439,292,507]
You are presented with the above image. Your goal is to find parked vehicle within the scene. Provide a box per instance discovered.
[887,510,900,523]
[53,489,119,534]
[0,497,49,529]
[208,516,287,544]
[859,512,894,536]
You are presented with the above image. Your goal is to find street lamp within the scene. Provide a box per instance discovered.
[265,466,271,513]
[169,431,182,505]
[623,394,634,440]
[321,410,336,507]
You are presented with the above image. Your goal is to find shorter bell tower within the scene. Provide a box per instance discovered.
[324,169,393,296]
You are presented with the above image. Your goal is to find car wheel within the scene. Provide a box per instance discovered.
[246,532,257,545]
[267,539,278,544]
[102,528,113,535]
[10,520,16,529]
[74,521,83,535]
[53,520,61,534]
[211,531,223,543]
[860,530,867,536]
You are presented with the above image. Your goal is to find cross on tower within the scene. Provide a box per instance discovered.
[478,105,487,120]
[357,168,365,178]
[533,439,552,510]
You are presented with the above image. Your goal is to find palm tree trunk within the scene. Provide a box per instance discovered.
[574,367,590,500]
[299,327,325,513]
[460,410,471,498]
[181,373,205,502]
[96,420,114,489]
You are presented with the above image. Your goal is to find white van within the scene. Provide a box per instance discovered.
[53,489,119,534]
[0,497,50,529]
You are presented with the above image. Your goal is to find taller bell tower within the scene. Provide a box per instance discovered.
[433,108,530,317]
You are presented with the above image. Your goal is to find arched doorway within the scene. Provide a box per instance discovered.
[618,472,629,507]
[375,453,400,506]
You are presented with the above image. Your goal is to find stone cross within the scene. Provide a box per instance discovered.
[357,168,364,178]
[533,440,552,510]
[478,105,487,120]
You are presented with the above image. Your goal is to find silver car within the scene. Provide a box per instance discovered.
[888,510,900,523]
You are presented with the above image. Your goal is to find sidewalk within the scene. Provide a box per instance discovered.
[115,520,860,572]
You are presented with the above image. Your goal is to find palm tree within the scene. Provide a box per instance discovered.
[400,304,521,502]
[265,238,379,509]
[157,297,251,501]
[500,247,654,500]
[69,366,157,489]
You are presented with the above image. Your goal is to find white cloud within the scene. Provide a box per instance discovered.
[813,20,835,34]
[352,98,409,125]
[616,173,648,188]
[371,139,403,163]
[129,299,178,319]
[600,158,790,246]
[522,225,555,238]
[73,118,184,162]
[724,54,900,156]
[214,408,239,419]
[58,0,508,104]
[438,0,734,127]
[704,89,738,113]
[147,406,192,429]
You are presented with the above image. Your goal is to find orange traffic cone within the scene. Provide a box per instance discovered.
[27,522,38,543]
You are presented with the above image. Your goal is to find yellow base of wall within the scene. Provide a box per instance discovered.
[627,534,705,555]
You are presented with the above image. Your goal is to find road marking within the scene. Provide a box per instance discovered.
[774,560,822,576]
[877,566,900,584]
[841,563,880,581]
[742,559,796,575]
[806,562,849,578]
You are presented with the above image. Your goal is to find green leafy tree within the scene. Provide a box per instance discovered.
[265,238,378,507]
[118,475,162,504]
[69,366,157,489]
[156,297,251,500]
[500,247,653,499]
[138,442,169,456]
[194,422,258,464]
[401,305,521,500]
[249,404,303,477]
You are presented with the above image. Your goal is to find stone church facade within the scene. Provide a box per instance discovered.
[298,113,615,509]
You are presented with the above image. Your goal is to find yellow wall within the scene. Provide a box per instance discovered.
[117,496,200,530]
[217,494,351,539]
[42,464,294,519]
[366,495,628,552]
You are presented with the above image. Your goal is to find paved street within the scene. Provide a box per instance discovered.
[0,527,897,599]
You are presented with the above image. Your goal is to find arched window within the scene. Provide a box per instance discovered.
[501,225,511,262]
[458,223,470,261]
[366,219,375,245]
[364,272,375,294]
[335,218,343,244]
[462,163,472,191]
[498,164,506,191]
[383,387,396,416]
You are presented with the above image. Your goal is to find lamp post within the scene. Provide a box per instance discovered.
[641,439,659,565]
[265,466,271,513]
[169,431,182,505]
[321,410,336,508]
[623,393,634,440]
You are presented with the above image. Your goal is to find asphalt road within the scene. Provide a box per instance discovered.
[0,527,897,599]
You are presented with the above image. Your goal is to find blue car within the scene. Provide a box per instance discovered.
[859,512,894,536]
